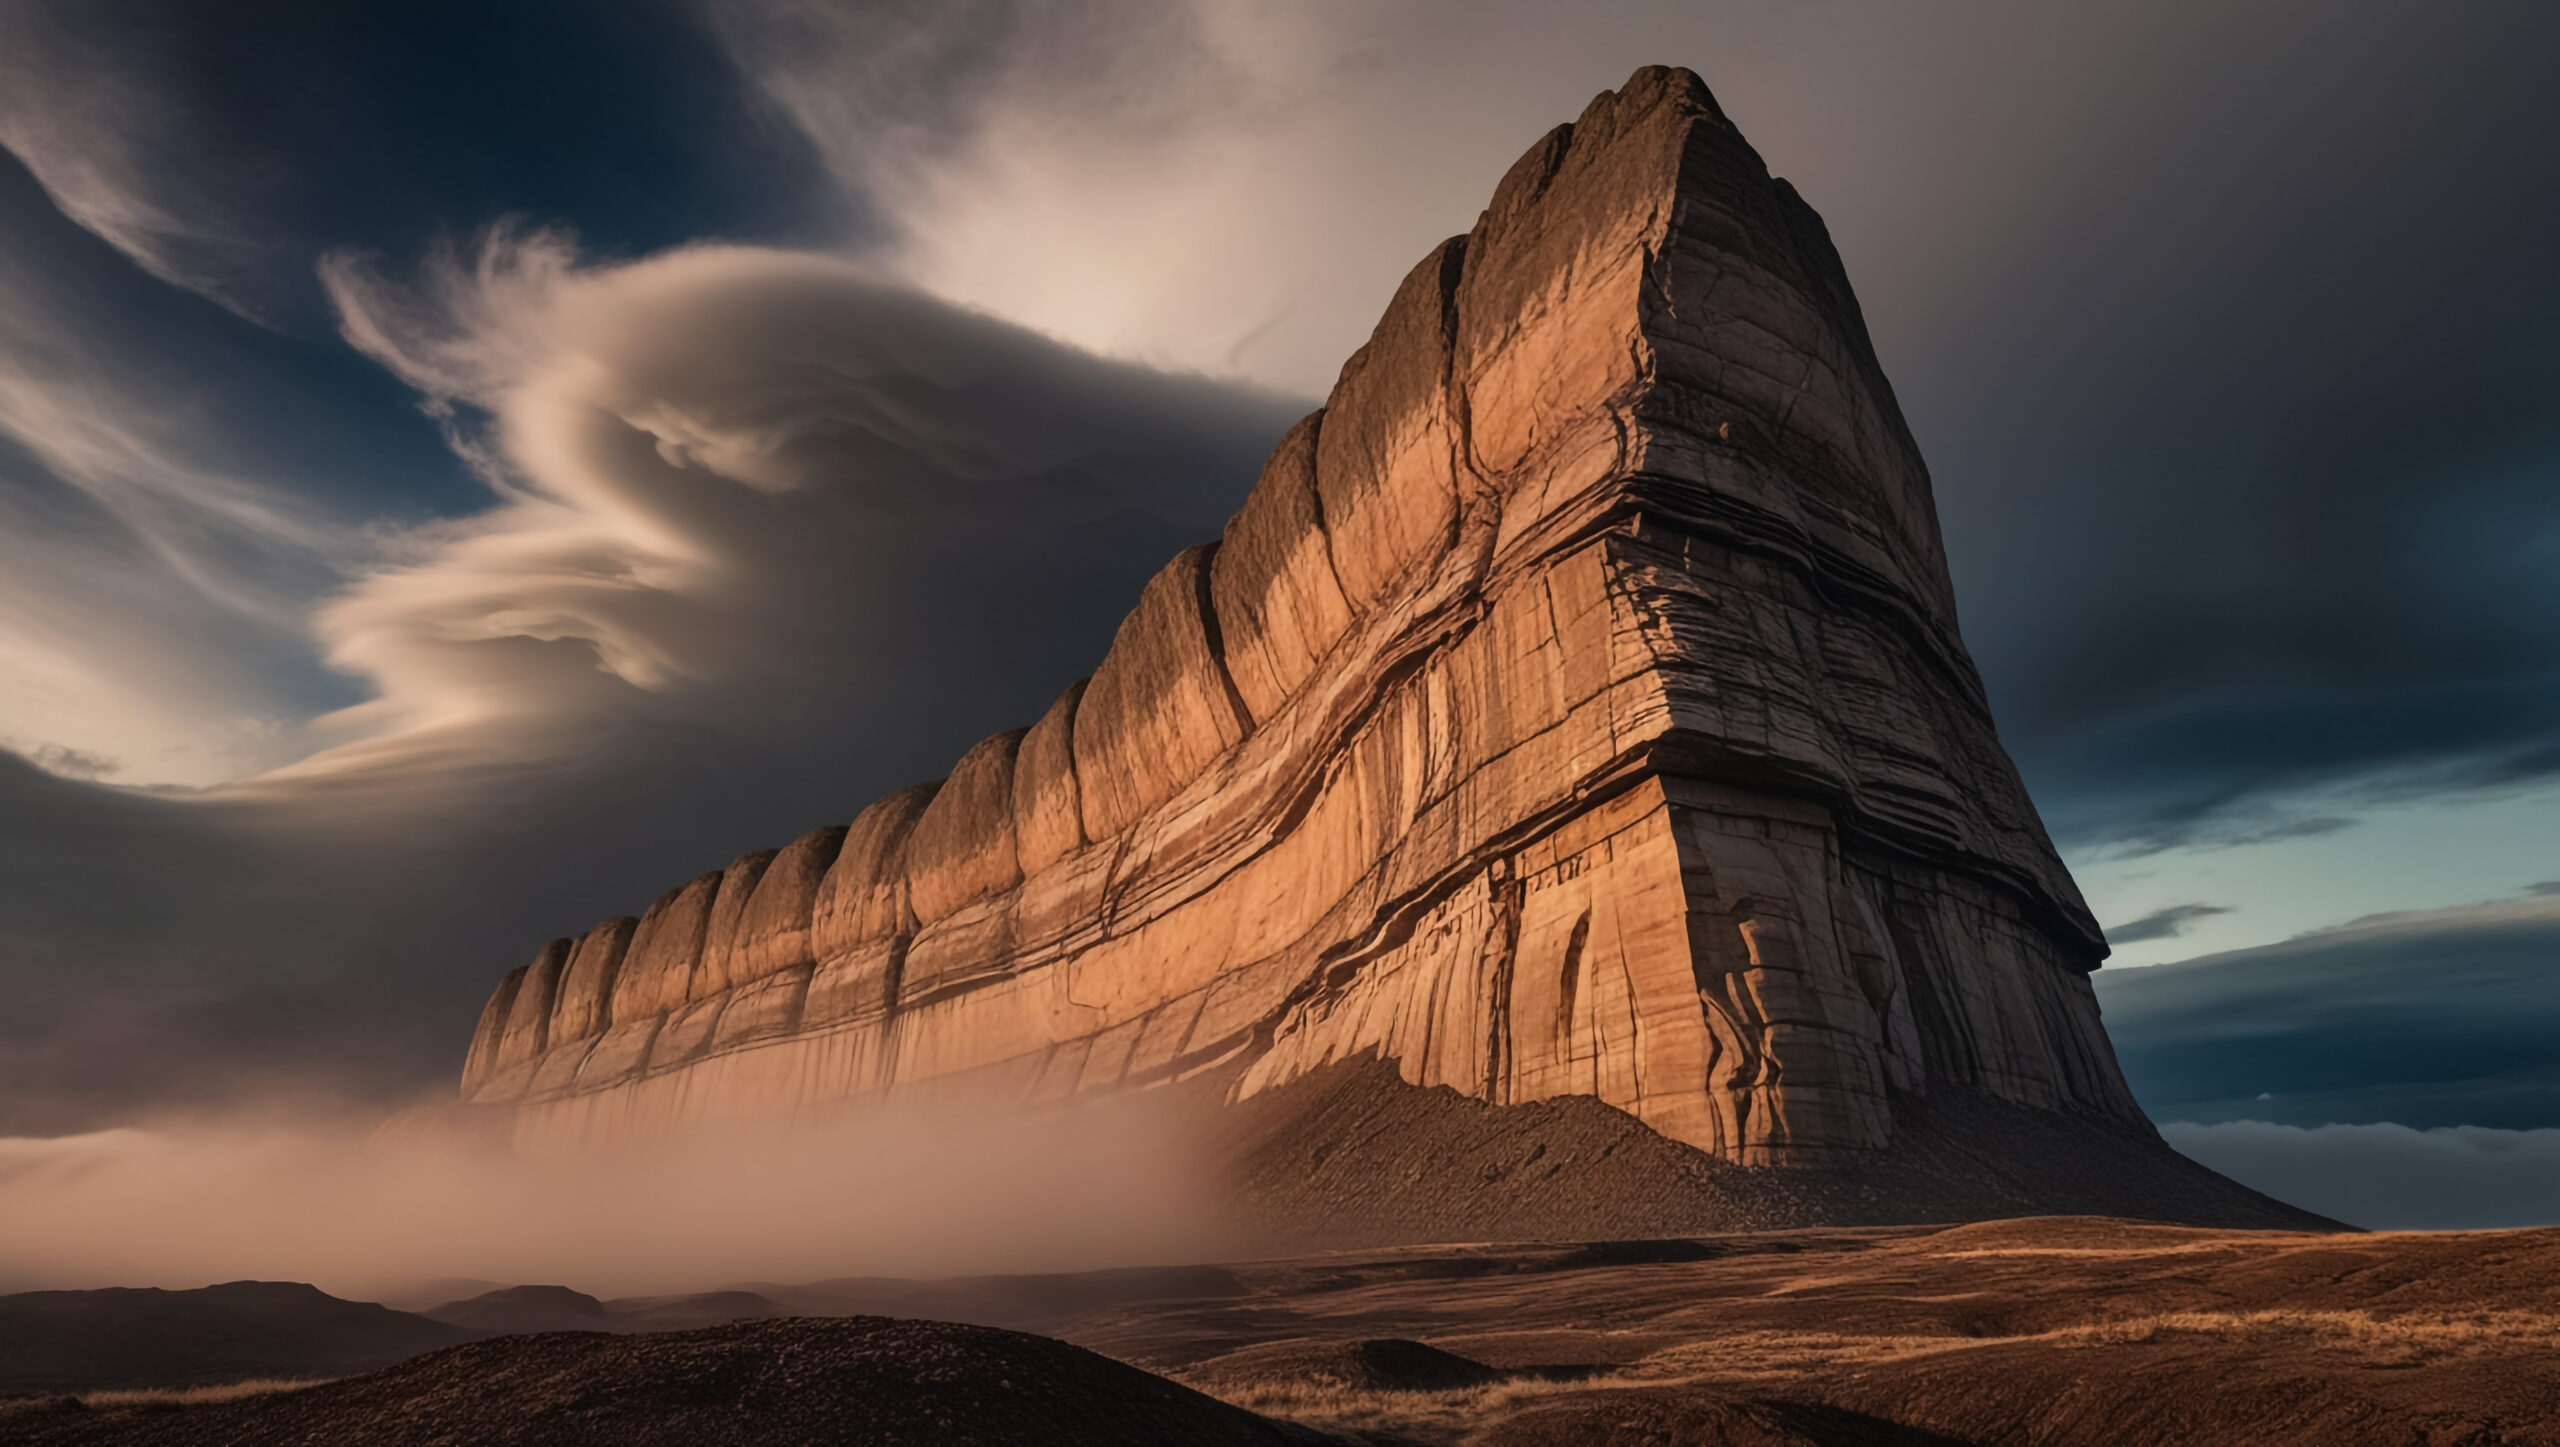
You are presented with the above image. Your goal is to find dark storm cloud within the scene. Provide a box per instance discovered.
[2095,895,2560,1133]
[2102,903,2232,947]
[1910,3,2560,849]
[2160,1120,2560,1231]
[2098,808,2359,863]
[0,0,1296,1129]
[2459,743,2560,791]
[0,238,1297,1133]
[0,0,826,324]
[0,0,814,788]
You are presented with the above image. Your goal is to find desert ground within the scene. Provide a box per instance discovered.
[7,1214,2555,1445]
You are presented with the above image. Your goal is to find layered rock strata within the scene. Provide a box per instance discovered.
[457,67,2145,1165]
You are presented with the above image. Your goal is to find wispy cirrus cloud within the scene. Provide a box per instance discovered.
[0,175,367,788]
[2103,903,2233,946]
[0,4,271,317]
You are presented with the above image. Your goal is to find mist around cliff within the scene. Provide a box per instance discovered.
[0,1089,1229,1304]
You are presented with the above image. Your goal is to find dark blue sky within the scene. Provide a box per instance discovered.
[0,0,2554,1227]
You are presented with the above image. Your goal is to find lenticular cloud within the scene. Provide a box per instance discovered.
[289,229,1292,793]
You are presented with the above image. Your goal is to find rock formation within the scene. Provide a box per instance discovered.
[456,66,2149,1168]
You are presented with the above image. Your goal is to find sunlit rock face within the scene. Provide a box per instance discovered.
[456,67,2144,1165]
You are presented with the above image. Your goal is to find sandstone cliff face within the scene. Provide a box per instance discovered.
[455,67,2143,1165]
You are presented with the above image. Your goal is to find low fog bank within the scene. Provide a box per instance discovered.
[0,1091,1232,1305]
[2163,1119,2560,1230]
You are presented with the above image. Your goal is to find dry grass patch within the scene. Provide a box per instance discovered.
[79,1378,325,1410]
[2055,1308,2560,1357]
[1931,1243,2245,1258]
[1628,1328,2000,1382]
[1183,1372,1616,1436]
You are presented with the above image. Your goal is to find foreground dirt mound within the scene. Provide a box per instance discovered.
[1215,1058,2335,1248]
[0,1317,1327,1446]
[1479,1392,1960,1447]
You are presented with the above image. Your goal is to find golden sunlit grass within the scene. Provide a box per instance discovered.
[2057,1308,2560,1356]
[1629,1328,1991,1380]
[1932,1243,2250,1258]
[78,1378,325,1410]
[1616,1307,2560,1385]
[1174,1289,2560,1438]
[1183,1374,1619,1436]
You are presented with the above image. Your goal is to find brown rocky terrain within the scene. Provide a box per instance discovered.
[11,1218,2555,1444]
[1092,1217,2560,1444]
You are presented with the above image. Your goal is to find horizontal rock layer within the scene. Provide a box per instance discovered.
[455,66,2143,1165]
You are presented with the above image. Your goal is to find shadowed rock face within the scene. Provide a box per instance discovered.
[453,67,2144,1168]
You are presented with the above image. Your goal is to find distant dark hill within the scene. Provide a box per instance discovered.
[601,1289,782,1331]
[0,1317,1330,1446]
[425,1284,785,1335]
[0,1281,471,1393]
[762,1264,1250,1334]
[421,1266,1250,1343]
[422,1284,610,1335]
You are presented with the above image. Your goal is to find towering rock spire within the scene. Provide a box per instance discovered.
[454,67,2144,1170]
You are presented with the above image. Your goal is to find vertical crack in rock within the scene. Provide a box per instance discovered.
[1480,858,1524,1105]
[442,65,2172,1181]
[1189,540,1257,748]
[1555,910,1591,1062]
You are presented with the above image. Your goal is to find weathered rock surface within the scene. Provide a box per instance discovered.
[454,67,2154,1171]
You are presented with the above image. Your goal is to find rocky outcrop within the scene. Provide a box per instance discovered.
[454,67,2147,1166]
